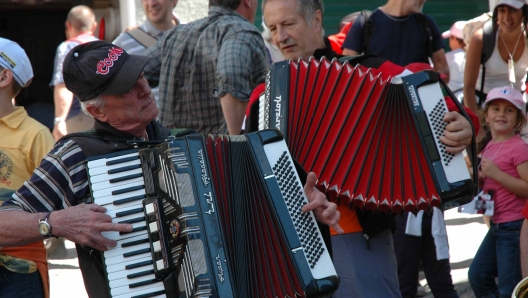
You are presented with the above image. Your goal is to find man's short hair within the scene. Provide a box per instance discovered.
[262,0,324,27]
[67,5,96,32]
[209,0,242,10]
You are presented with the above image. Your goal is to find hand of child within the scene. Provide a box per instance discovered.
[480,158,500,180]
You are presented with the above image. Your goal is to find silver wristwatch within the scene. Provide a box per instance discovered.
[38,212,53,237]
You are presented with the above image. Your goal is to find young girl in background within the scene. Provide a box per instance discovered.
[468,86,528,298]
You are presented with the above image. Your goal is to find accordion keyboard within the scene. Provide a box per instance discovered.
[87,150,167,298]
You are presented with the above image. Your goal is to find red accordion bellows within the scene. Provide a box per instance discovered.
[261,57,474,213]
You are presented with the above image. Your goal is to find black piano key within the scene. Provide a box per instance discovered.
[116,207,144,218]
[129,278,159,289]
[112,185,145,196]
[131,290,166,298]
[125,259,153,270]
[114,194,146,206]
[124,247,151,258]
[106,155,139,166]
[120,226,147,235]
[108,164,141,174]
[127,269,155,279]
[109,173,143,184]
[119,217,146,224]
[122,238,150,248]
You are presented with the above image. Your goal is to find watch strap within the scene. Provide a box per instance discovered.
[41,211,52,222]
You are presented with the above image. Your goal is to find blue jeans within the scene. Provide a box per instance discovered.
[331,230,401,298]
[0,266,44,298]
[468,219,523,298]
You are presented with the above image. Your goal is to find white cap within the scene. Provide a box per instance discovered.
[0,38,33,87]
[495,0,528,9]
[442,21,467,40]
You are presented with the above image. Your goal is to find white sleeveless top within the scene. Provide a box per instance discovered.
[476,31,528,93]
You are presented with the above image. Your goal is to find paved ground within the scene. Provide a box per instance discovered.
[47,209,488,297]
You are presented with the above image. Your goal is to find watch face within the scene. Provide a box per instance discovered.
[39,222,50,236]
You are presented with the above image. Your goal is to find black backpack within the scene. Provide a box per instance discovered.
[360,10,433,58]
[478,19,496,98]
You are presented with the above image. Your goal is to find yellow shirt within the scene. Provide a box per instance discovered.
[0,107,54,273]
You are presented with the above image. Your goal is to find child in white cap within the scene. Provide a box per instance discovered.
[0,37,54,298]
[468,85,528,298]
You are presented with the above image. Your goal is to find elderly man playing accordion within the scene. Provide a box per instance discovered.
[0,40,340,298]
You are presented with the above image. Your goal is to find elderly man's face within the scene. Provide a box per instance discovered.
[263,0,323,61]
[99,74,158,133]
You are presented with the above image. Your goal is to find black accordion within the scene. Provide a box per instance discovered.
[259,58,476,213]
[86,129,339,298]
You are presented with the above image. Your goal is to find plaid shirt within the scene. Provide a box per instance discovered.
[144,6,269,135]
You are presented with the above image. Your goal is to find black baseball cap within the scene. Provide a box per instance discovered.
[63,40,151,102]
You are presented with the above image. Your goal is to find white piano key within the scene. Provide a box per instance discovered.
[111,278,164,296]
[91,176,144,192]
[107,262,155,281]
[87,152,139,169]
[93,180,145,199]
[93,188,146,207]
[88,159,141,177]
[104,246,151,266]
[104,241,150,259]
[112,284,166,298]
[89,167,143,185]
[106,256,152,274]
[109,272,158,289]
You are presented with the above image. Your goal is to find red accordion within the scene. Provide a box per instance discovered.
[259,58,475,213]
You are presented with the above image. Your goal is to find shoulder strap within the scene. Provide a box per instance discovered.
[480,19,495,93]
[58,129,138,157]
[126,28,158,48]
[413,13,433,58]
[481,19,495,64]
[361,10,374,54]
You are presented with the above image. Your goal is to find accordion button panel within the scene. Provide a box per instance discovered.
[261,139,337,281]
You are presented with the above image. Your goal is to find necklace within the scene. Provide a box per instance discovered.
[499,28,523,84]
[479,133,514,168]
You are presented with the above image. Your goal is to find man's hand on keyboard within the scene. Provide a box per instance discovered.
[51,204,133,251]
[441,111,472,154]
[302,172,343,234]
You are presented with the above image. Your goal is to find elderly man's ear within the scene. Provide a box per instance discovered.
[86,103,108,122]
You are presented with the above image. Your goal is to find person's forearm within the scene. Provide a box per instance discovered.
[54,83,73,120]
[521,220,528,278]
[463,87,479,114]
[0,210,46,247]
[491,171,528,197]
[220,93,247,135]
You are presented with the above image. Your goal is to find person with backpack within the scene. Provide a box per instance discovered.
[341,0,449,82]
[50,5,98,142]
[463,0,528,115]
[112,0,181,110]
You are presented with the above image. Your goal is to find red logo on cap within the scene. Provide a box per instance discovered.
[96,47,124,75]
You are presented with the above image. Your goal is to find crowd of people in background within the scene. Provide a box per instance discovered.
[2,0,528,297]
